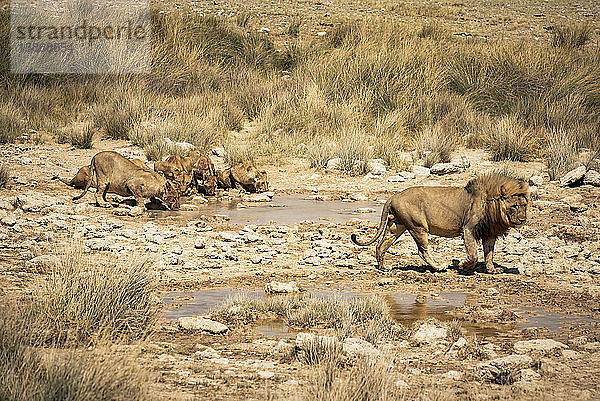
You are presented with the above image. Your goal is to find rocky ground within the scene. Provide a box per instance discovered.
[1,140,600,400]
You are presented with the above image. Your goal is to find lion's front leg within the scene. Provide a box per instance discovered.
[460,228,478,273]
[483,236,502,274]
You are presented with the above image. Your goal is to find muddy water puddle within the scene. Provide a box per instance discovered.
[149,195,383,225]
[164,288,594,340]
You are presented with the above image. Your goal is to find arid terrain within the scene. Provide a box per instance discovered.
[1,135,600,400]
[1,0,600,400]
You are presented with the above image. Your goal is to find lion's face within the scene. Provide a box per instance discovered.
[255,170,268,192]
[504,194,528,227]
[162,181,180,210]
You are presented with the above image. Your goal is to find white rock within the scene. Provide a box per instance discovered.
[367,161,386,175]
[243,193,272,202]
[478,354,533,383]
[583,169,600,186]
[342,337,381,359]
[326,158,342,171]
[178,317,228,334]
[265,281,299,294]
[212,147,225,157]
[350,193,369,201]
[29,254,60,270]
[430,163,462,175]
[0,213,17,226]
[412,166,430,177]
[356,207,376,213]
[442,370,462,380]
[529,175,543,187]
[560,166,586,186]
[399,171,416,180]
[387,175,406,183]
[518,368,541,382]
[514,339,568,355]
[257,370,274,379]
[413,323,447,343]
[219,232,238,242]
[175,141,195,153]
[195,347,221,359]
[394,379,410,389]
[16,193,57,212]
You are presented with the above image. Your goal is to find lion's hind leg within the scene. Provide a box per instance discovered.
[375,221,406,271]
[408,228,444,272]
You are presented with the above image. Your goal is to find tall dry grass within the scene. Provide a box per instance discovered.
[2,8,599,174]
[0,163,9,189]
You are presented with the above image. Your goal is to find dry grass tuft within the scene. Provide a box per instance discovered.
[545,129,580,180]
[297,336,344,366]
[0,103,23,144]
[68,124,94,149]
[551,23,593,49]
[415,124,455,167]
[484,116,540,161]
[304,355,399,401]
[39,244,159,344]
[0,308,149,401]
[0,164,9,189]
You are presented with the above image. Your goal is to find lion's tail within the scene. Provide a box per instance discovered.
[351,198,392,246]
[51,175,73,187]
[72,157,96,201]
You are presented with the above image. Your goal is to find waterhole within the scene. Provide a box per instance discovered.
[149,195,383,225]
[164,288,594,340]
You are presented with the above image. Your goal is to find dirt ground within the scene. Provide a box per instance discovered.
[1,137,600,400]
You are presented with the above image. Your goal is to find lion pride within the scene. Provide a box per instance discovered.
[351,173,529,273]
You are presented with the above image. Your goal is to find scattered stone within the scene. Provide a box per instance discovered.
[487,287,499,296]
[243,193,272,202]
[583,169,600,186]
[413,323,447,344]
[257,370,275,379]
[560,166,586,187]
[377,278,395,286]
[387,175,405,183]
[178,317,228,334]
[479,354,533,384]
[518,368,541,382]
[529,175,543,187]
[195,346,221,359]
[265,281,300,294]
[128,206,144,217]
[366,160,386,175]
[514,339,568,355]
[15,193,57,212]
[399,171,416,180]
[394,379,410,390]
[412,166,430,177]
[219,233,238,242]
[212,147,225,157]
[356,207,376,213]
[0,213,16,226]
[342,337,381,359]
[430,163,462,175]
[442,370,462,380]
[326,158,342,171]
[350,193,369,201]
[28,254,60,270]
[250,255,263,264]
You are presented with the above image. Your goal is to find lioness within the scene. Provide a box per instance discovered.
[351,173,529,273]
[188,151,217,196]
[53,159,150,189]
[216,168,233,189]
[154,155,193,195]
[73,151,180,209]
[230,162,269,193]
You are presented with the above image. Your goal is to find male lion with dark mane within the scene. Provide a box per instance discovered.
[351,173,529,273]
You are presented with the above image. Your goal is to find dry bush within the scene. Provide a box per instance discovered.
[61,123,94,149]
[39,245,159,344]
[235,12,250,28]
[551,23,593,49]
[0,164,9,189]
[92,100,137,140]
[304,355,399,401]
[447,320,464,343]
[0,103,23,144]
[287,17,302,37]
[0,309,149,401]
[545,129,580,180]
[297,336,344,366]
[306,139,335,169]
[224,137,257,165]
[484,115,541,161]
[416,22,448,41]
[415,124,456,167]
[335,128,373,176]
